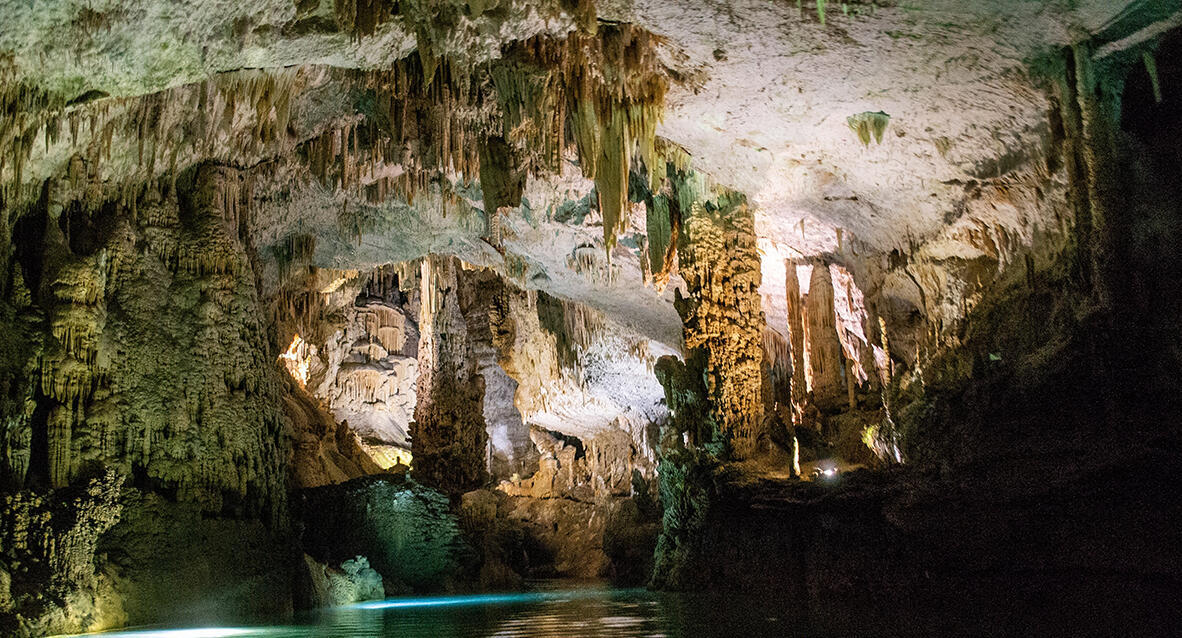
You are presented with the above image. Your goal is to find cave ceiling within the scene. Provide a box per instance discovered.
[0,0,1148,348]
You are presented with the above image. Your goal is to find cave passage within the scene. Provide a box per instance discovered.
[2,1,1181,636]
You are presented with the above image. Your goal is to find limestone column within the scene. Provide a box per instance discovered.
[411,255,488,494]
[678,200,765,458]
[785,260,808,412]
[806,262,845,410]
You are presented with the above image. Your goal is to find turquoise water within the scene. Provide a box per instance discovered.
[69,583,806,637]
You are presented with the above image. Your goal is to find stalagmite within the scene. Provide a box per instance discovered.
[806,262,844,410]
[411,255,489,494]
[678,198,766,458]
[785,260,809,414]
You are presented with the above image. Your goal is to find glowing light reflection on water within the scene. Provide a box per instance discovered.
[61,583,800,638]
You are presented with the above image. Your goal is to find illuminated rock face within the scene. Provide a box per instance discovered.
[0,165,289,516]
[805,262,845,411]
[301,555,385,607]
[0,471,125,635]
[301,474,470,592]
[309,271,422,453]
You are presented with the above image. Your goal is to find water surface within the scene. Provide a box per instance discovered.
[76,582,807,638]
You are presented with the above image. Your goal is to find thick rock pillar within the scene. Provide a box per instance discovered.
[678,200,765,458]
[411,255,488,494]
[785,260,809,413]
[806,262,845,410]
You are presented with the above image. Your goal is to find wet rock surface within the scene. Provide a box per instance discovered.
[300,554,385,608]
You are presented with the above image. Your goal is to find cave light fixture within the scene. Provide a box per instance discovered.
[813,459,840,482]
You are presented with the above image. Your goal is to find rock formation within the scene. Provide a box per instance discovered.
[805,262,845,411]
[676,193,766,459]
[411,255,489,494]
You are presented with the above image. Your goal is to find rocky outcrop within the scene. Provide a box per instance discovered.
[0,162,365,631]
[490,419,660,584]
[304,265,422,455]
[499,424,652,502]
[0,470,124,637]
[284,375,382,488]
[96,489,295,627]
[648,446,1182,636]
[300,555,384,608]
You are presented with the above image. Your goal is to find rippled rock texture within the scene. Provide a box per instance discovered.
[300,555,385,607]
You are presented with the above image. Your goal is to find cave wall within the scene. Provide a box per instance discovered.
[294,264,422,465]
[649,24,1182,635]
[884,29,1182,472]
[0,162,334,634]
[2,164,289,516]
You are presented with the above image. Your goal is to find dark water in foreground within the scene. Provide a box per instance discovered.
[69,582,807,638]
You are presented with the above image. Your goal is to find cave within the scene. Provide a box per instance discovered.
[1,1,1180,636]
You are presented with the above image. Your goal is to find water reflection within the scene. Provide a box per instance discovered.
[65,582,806,638]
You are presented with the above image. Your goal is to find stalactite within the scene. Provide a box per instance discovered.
[846,111,891,147]
[645,194,677,289]
[496,24,670,251]
[478,135,526,225]
[4,65,305,216]
[878,316,893,385]
[302,61,489,213]
[566,243,615,285]
[1142,50,1162,104]
[536,290,603,375]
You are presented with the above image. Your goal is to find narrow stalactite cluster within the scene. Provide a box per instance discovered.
[846,111,890,147]
[321,0,674,255]
[2,66,308,212]
[304,60,493,211]
[493,24,670,250]
[535,289,604,375]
